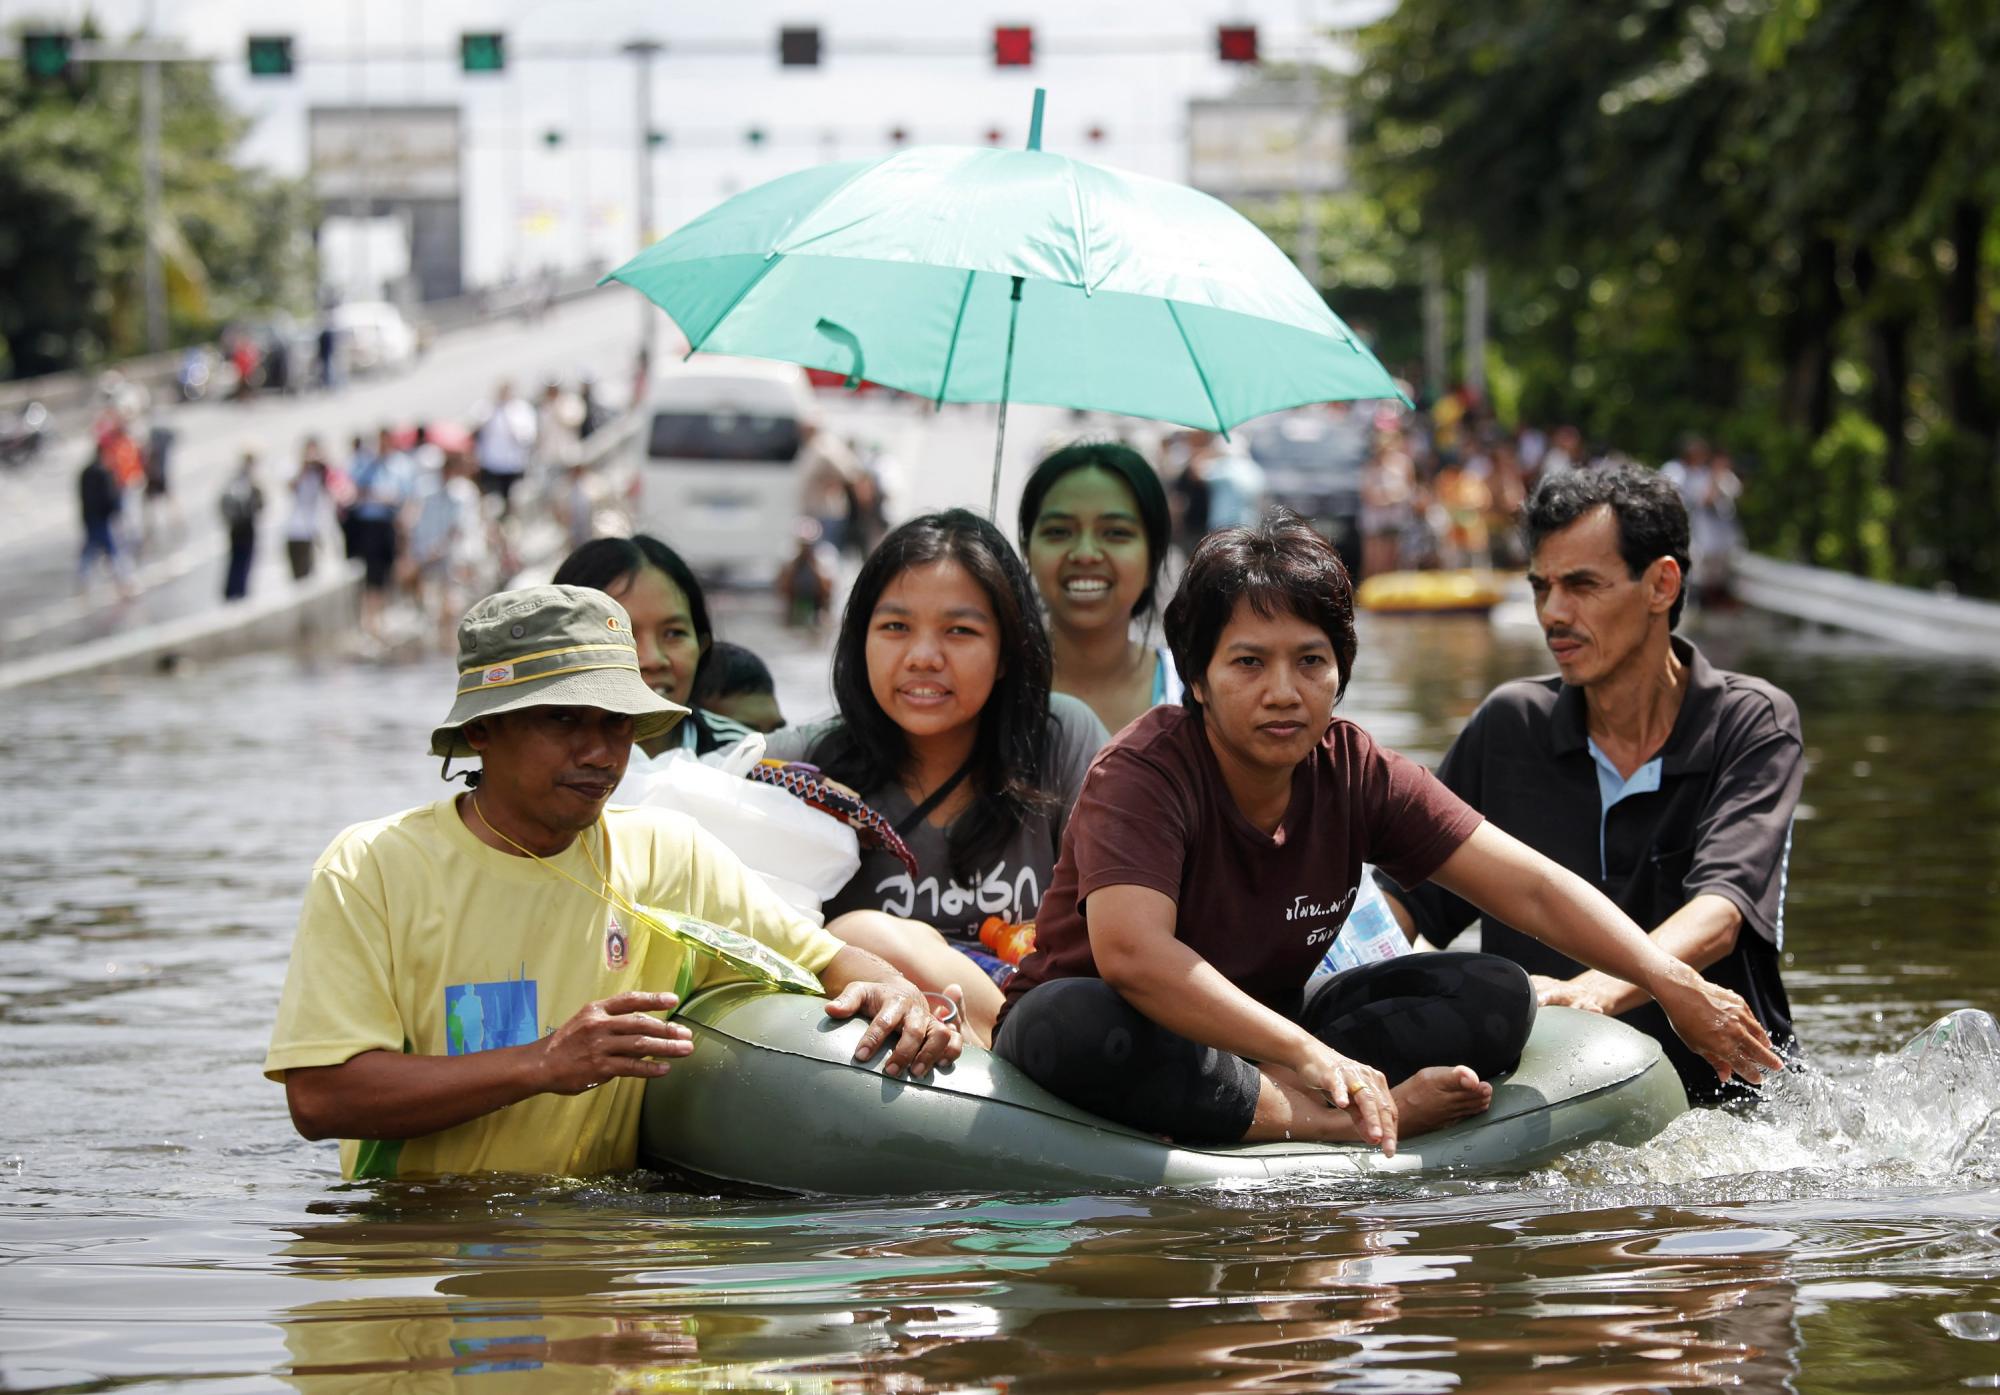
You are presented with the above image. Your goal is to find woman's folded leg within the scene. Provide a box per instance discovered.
[994,978,1261,1143]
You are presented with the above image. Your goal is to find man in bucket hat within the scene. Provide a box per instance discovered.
[266,584,958,1180]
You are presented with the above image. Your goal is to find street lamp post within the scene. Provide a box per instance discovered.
[623,39,663,361]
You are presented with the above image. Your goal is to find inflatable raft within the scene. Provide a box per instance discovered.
[639,985,1688,1194]
[1356,569,1509,616]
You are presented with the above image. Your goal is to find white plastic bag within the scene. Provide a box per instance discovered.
[626,735,860,923]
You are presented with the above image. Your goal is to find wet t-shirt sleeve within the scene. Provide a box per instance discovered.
[1069,741,1191,907]
[264,830,407,1081]
[1355,724,1484,895]
[1378,704,1491,943]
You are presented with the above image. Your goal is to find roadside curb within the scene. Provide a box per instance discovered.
[0,563,360,691]
[1731,552,2000,659]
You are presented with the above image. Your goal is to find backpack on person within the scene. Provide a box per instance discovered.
[220,477,261,530]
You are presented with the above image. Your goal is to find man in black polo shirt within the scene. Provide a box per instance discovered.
[1381,464,1803,1100]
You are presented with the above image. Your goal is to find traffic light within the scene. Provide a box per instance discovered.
[246,35,294,78]
[460,32,505,73]
[993,25,1033,67]
[20,31,73,82]
[646,129,668,148]
[1217,24,1259,64]
[746,127,767,146]
[543,129,563,147]
[1087,125,1106,144]
[779,26,820,67]
[888,126,908,146]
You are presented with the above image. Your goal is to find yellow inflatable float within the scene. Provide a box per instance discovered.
[1357,569,1509,616]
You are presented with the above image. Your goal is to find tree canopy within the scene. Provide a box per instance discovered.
[1342,0,2000,593]
[0,37,315,379]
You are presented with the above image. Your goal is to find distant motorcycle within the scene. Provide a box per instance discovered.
[0,400,50,468]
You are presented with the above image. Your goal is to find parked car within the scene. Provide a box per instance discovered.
[1242,406,1372,573]
[635,357,818,584]
[328,301,419,375]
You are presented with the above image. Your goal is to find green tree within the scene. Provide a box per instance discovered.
[1346,0,2000,593]
[0,34,316,379]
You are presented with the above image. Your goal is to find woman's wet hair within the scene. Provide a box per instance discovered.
[1017,441,1172,618]
[1164,511,1357,717]
[1523,463,1691,628]
[693,640,775,704]
[551,534,716,687]
[811,508,1056,883]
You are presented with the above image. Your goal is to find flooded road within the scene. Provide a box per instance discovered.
[5,606,2000,1392]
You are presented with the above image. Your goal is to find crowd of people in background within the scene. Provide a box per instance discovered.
[75,368,625,646]
[74,347,1750,667]
[1149,391,1746,599]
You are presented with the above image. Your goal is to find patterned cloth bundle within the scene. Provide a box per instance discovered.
[746,759,920,880]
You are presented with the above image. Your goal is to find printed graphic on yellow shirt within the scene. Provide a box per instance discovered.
[444,978,539,1054]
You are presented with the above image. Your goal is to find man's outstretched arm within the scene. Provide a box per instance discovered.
[284,991,692,1141]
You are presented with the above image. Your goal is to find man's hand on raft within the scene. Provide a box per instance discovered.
[538,991,695,1094]
[1535,969,1787,1088]
[824,978,961,1078]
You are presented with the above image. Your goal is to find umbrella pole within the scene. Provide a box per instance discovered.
[988,275,1025,521]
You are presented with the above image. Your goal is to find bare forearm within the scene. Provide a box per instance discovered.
[1521,864,1690,989]
[1101,938,1313,1067]
[819,943,913,997]
[1563,895,1744,1014]
[286,1045,546,1141]
[1433,825,1695,997]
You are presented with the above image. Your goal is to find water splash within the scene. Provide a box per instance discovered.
[1545,1010,2000,1189]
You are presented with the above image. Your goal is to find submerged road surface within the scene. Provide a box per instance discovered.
[4,601,1999,1391]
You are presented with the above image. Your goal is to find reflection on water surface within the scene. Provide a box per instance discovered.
[4,609,2000,1392]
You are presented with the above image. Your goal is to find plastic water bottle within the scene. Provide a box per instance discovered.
[1306,872,1409,991]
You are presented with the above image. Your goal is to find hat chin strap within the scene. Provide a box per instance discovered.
[439,752,483,789]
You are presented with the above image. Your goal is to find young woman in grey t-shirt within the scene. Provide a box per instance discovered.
[765,510,1107,1046]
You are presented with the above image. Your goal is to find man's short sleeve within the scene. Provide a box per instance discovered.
[1685,696,1804,945]
[1069,743,1191,906]
[263,836,406,1082]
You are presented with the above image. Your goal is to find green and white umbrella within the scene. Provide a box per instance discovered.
[605,89,1404,516]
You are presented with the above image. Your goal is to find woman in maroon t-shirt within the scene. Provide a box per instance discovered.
[995,515,1783,1155]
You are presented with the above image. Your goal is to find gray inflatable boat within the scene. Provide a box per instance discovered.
[639,985,1688,1194]
[640,979,1688,1199]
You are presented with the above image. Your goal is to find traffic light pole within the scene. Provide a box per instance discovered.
[140,54,166,353]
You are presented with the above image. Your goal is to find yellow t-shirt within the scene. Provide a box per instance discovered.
[264,795,844,1179]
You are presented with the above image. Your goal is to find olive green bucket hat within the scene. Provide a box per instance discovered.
[430,584,687,760]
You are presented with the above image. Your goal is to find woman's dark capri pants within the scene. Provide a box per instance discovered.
[994,952,1536,1142]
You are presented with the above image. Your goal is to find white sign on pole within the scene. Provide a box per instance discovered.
[1186,99,1348,200]
[309,106,462,201]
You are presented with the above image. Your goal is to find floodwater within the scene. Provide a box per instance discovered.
[6,607,2000,1393]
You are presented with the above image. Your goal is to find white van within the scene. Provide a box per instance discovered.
[329,301,419,374]
[636,357,816,583]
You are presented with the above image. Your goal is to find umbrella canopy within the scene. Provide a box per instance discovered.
[604,90,1404,511]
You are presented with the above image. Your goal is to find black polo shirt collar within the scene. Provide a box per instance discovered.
[1547,635,1722,775]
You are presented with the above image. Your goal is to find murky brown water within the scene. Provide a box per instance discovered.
[6,607,2000,1393]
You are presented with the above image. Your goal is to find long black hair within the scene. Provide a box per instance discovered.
[551,534,717,691]
[1016,440,1173,618]
[811,508,1057,883]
